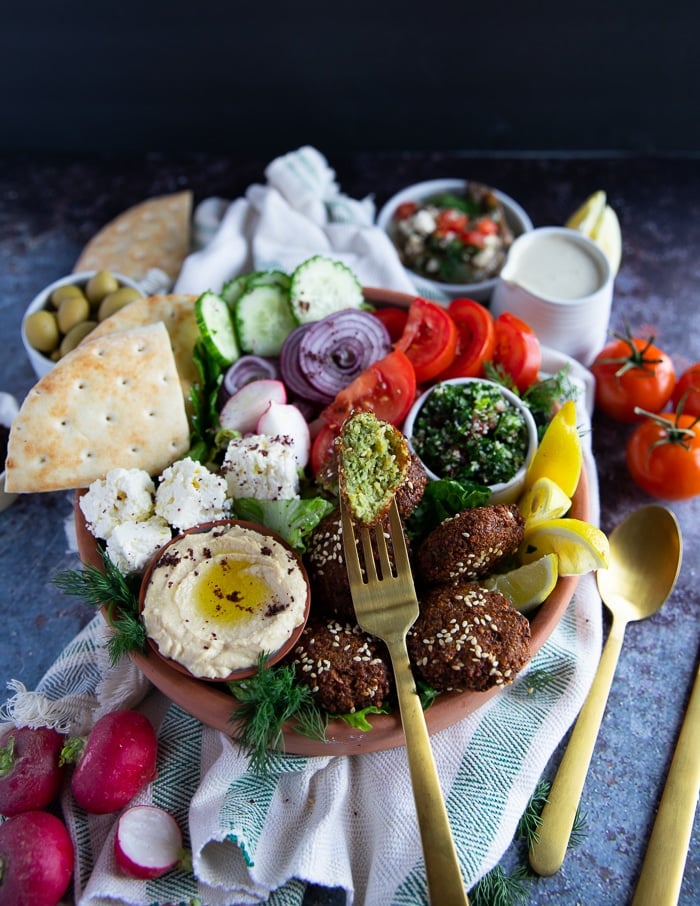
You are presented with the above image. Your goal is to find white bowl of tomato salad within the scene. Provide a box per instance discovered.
[377,178,533,303]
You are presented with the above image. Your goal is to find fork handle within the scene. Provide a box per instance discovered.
[387,636,469,906]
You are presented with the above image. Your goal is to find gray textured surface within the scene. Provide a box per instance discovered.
[0,154,698,905]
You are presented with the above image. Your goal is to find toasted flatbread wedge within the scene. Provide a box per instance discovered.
[74,191,192,283]
[5,322,190,493]
[85,293,199,402]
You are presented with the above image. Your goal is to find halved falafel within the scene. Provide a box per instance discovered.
[407,582,531,692]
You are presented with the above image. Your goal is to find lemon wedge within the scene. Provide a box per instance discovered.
[565,190,622,276]
[483,553,559,613]
[520,518,610,575]
[565,190,607,235]
[590,204,622,277]
[524,400,582,498]
[518,476,572,527]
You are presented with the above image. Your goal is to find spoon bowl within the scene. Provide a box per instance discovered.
[529,504,683,877]
[596,504,683,622]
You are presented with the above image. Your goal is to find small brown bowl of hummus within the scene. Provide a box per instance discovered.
[138,519,311,682]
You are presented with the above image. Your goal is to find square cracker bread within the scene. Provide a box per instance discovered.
[85,294,200,402]
[73,191,192,283]
[5,322,190,493]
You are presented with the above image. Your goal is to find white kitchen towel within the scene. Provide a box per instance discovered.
[173,146,417,297]
[1,346,601,905]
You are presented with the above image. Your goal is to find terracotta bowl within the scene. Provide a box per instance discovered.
[74,286,590,756]
[137,519,311,683]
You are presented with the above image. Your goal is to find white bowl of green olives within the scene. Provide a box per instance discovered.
[22,270,144,380]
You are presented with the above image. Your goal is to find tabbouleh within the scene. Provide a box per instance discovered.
[410,381,529,485]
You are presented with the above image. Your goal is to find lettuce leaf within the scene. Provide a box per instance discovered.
[232,496,334,553]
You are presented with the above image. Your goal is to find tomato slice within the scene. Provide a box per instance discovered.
[395,297,458,383]
[436,297,496,379]
[320,348,417,430]
[492,312,541,392]
[309,421,339,476]
[372,306,409,343]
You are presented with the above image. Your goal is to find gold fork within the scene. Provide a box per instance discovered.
[341,497,469,906]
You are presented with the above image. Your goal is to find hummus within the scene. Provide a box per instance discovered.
[142,522,309,679]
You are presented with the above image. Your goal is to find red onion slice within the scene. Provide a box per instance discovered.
[279,324,334,404]
[222,356,280,399]
[298,309,391,398]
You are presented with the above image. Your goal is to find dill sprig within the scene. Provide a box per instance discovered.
[468,778,587,905]
[52,548,146,664]
[229,655,327,775]
[469,865,530,906]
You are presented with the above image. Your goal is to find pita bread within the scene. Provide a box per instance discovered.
[74,191,192,283]
[5,322,190,493]
[86,294,200,402]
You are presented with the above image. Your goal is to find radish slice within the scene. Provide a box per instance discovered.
[256,401,311,468]
[219,379,287,434]
[114,805,183,880]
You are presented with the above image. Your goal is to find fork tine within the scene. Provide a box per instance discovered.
[387,498,412,577]
[340,503,364,586]
[359,527,379,583]
[371,520,394,581]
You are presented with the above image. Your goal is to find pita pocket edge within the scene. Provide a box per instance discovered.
[5,322,190,494]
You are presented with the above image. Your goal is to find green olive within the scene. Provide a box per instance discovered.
[24,310,60,353]
[57,295,91,335]
[97,286,143,321]
[85,270,119,305]
[49,284,86,309]
[59,320,98,357]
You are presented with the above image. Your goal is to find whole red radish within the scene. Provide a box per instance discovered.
[0,810,73,906]
[115,805,184,879]
[69,710,157,814]
[0,726,64,816]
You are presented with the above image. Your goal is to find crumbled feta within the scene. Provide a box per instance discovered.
[154,457,230,533]
[223,434,300,500]
[79,468,156,540]
[105,516,172,574]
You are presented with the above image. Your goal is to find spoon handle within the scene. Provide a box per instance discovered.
[631,662,700,906]
[529,618,627,876]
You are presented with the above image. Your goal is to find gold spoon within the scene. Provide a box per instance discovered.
[529,504,683,877]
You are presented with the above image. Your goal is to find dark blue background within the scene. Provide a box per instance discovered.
[2,1,698,153]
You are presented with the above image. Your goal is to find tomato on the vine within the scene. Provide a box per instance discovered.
[671,362,700,416]
[626,408,700,500]
[436,297,496,380]
[395,297,458,383]
[491,312,541,392]
[591,332,675,422]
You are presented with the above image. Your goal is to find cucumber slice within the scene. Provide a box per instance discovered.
[234,284,297,356]
[221,274,250,308]
[247,269,292,292]
[195,291,240,367]
[288,256,363,324]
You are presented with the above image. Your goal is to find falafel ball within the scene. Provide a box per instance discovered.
[416,503,525,585]
[287,617,393,714]
[407,582,531,692]
[304,509,356,621]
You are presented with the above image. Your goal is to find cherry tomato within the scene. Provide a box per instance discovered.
[395,297,458,383]
[320,348,417,430]
[476,217,498,235]
[591,333,676,422]
[436,297,496,379]
[459,229,486,248]
[435,209,468,236]
[671,362,700,416]
[626,410,700,500]
[492,312,542,392]
[394,202,417,220]
[372,306,408,343]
